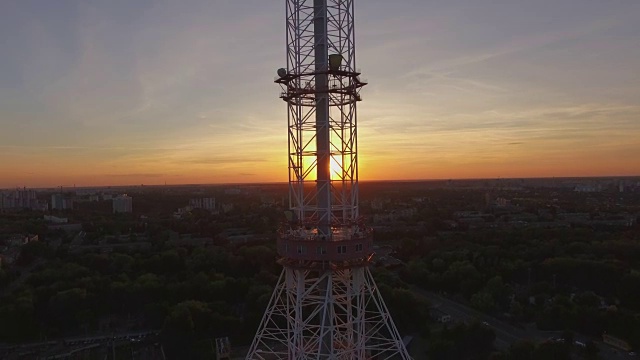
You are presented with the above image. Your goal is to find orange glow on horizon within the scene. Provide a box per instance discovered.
[1,125,638,188]
[1,150,638,189]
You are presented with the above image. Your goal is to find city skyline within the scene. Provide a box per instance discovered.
[2,0,640,188]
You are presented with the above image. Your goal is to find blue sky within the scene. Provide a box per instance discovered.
[1,0,639,187]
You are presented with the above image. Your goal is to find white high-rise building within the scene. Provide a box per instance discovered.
[1,188,40,210]
[189,197,216,210]
[51,193,73,210]
[51,194,63,210]
[112,195,133,214]
[0,192,8,210]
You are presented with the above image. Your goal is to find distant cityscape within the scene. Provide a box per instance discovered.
[0,176,639,359]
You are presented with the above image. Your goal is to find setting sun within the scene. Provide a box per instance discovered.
[330,156,343,180]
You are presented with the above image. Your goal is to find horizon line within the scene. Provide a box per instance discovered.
[2,174,639,191]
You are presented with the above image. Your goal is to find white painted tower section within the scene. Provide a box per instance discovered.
[246,1,412,359]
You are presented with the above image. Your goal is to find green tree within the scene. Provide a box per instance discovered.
[584,340,599,360]
[508,340,535,360]
[533,342,570,360]
[471,291,495,312]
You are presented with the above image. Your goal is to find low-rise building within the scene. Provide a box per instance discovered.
[44,215,68,224]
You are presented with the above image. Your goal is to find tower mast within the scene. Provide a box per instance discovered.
[246,1,411,358]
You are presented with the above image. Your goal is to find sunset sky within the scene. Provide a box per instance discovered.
[1,0,639,188]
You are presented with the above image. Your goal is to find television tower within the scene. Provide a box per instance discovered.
[246,1,411,359]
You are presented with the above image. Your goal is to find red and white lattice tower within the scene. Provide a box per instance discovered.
[246,1,412,359]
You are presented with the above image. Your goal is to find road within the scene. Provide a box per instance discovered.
[0,330,160,360]
[411,286,535,350]
[410,286,636,359]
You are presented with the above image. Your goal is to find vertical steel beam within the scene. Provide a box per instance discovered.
[314,0,331,236]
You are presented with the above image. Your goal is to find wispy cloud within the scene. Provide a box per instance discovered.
[105,173,165,178]
[180,157,270,165]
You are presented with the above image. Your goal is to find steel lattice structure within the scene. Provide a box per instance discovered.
[246,1,411,359]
